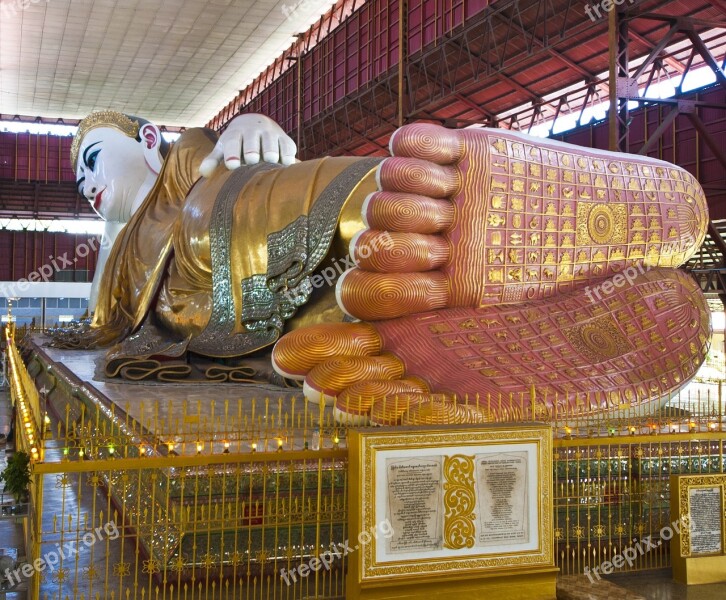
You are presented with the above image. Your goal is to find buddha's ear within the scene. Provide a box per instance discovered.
[140,122,163,174]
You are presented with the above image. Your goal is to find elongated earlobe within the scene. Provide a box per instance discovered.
[140,123,159,150]
[140,123,163,174]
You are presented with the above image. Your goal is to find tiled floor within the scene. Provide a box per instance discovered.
[606,570,726,600]
[559,571,726,599]
[557,574,646,599]
[0,385,147,600]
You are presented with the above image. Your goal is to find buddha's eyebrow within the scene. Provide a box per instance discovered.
[82,141,101,167]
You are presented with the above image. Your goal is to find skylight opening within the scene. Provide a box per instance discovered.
[0,219,105,236]
[0,121,180,144]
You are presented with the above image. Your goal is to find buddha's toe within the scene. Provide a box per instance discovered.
[351,230,450,272]
[365,393,493,426]
[336,269,449,320]
[333,379,429,425]
[388,122,464,165]
[400,398,493,425]
[302,355,405,405]
[271,323,381,380]
[377,157,459,197]
[362,192,454,233]
[332,383,492,426]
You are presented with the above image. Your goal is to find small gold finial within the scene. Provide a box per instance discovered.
[71,111,140,170]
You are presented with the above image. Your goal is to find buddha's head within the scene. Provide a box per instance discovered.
[72,111,170,222]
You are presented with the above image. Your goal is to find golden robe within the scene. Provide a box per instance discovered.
[89,128,379,371]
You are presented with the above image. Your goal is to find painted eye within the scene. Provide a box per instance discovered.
[86,150,100,171]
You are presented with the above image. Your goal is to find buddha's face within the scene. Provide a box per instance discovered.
[75,125,161,223]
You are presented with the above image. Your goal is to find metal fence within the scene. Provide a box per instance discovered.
[4,330,726,599]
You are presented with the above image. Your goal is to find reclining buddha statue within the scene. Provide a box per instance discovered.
[57,109,711,425]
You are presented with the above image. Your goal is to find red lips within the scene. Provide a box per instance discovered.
[93,189,105,211]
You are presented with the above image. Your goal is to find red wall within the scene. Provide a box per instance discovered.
[209,0,493,132]
[0,131,75,182]
[0,131,98,282]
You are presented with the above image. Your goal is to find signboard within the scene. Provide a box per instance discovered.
[348,424,554,584]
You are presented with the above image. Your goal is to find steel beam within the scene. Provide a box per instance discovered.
[629,30,686,74]
[407,59,497,124]
[634,13,726,28]
[492,8,609,99]
[708,222,726,265]
[683,29,726,89]
[609,7,630,152]
[711,0,726,17]
[637,105,680,155]
[687,112,726,172]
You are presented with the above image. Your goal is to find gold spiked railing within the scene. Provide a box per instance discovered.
[4,328,726,599]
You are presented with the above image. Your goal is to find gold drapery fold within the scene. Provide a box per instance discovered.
[181,157,380,357]
[90,128,217,346]
[87,141,378,366]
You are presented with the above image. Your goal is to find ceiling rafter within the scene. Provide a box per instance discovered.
[629,30,686,73]
[491,10,609,97]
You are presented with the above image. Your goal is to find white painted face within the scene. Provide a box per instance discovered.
[75,125,161,223]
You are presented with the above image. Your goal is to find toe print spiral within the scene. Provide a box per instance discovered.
[272,323,380,378]
[389,123,464,164]
[305,355,404,396]
[364,192,454,233]
[353,231,450,272]
[378,158,459,198]
[337,270,449,320]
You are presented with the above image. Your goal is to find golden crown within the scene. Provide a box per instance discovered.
[71,111,140,169]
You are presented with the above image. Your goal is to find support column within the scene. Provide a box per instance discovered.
[608,6,630,152]
[398,0,409,127]
[296,52,302,152]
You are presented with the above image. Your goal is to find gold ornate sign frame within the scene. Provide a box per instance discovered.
[675,474,726,558]
[348,424,554,584]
